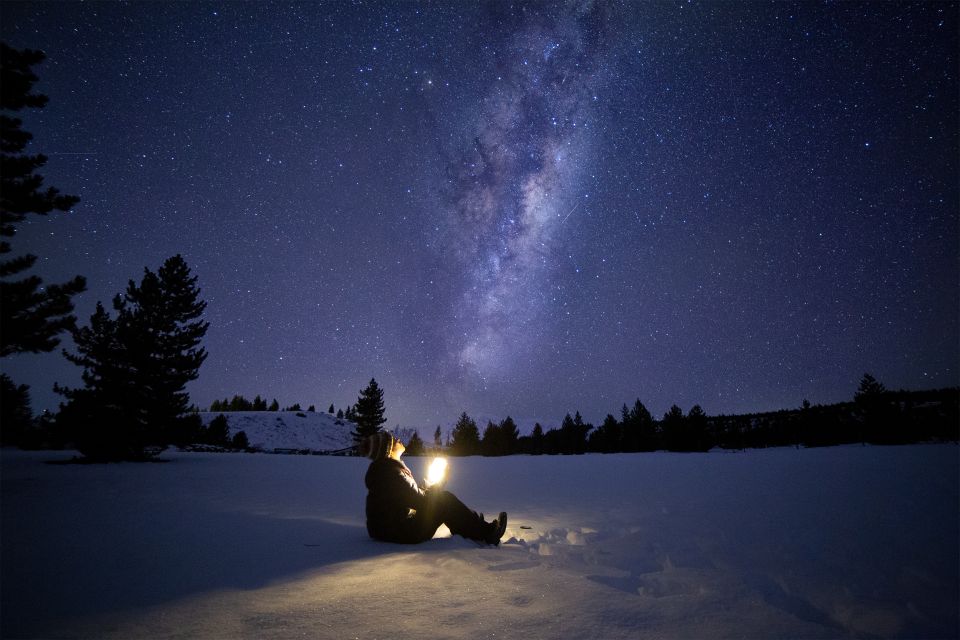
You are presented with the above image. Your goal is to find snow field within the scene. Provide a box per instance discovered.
[2,445,957,639]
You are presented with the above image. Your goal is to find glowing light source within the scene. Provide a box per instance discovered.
[426,457,448,487]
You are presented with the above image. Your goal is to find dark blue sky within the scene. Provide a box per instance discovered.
[2,1,957,431]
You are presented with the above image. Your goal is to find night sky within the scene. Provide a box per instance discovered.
[1,1,957,432]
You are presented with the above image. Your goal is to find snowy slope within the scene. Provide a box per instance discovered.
[2,445,957,639]
[197,411,357,452]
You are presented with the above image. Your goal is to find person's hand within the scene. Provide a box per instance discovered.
[423,478,445,491]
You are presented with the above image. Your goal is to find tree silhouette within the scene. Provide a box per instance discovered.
[660,405,686,451]
[449,412,481,456]
[686,404,710,451]
[405,431,425,456]
[1,43,86,357]
[530,422,544,454]
[351,378,386,442]
[588,414,621,452]
[0,373,32,445]
[57,255,208,460]
[498,416,519,454]
[206,414,230,446]
[855,373,894,443]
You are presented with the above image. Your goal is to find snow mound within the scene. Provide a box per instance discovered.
[198,411,356,452]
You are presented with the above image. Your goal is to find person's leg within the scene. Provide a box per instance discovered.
[421,489,494,542]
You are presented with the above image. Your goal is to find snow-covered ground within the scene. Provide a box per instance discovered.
[2,445,957,639]
[197,411,357,452]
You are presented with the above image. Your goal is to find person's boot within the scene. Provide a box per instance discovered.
[485,512,508,545]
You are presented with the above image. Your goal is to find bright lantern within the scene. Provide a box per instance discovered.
[426,457,448,487]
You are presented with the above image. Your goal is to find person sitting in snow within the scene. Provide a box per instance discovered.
[359,432,507,545]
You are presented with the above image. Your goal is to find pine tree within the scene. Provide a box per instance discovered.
[482,416,519,456]
[328,404,335,414]
[481,420,500,456]
[661,405,687,451]
[449,412,480,456]
[687,405,710,452]
[855,373,892,443]
[588,414,621,453]
[269,399,279,411]
[433,425,442,449]
[530,423,544,455]
[405,431,425,456]
[0,43,86,357]
[231,430,249,450]
[351,378,386,442]
[57,256,208,460]
[206,414,230,446]
[0,373,33,446]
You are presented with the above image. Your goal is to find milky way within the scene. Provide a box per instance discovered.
[440,2,612,382]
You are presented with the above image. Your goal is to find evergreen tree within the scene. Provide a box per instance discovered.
[855,373,893,443]
[588,414,621,453]
[661,405,687,451]
[555,411,590,454]
[328,404,335,414]
[433,425,443,450]
[854,373,886,402]
[227,395,248,411]
[686,405,710,451]
[405,431,425,456]
[499,416,519,455]
[121,255,208,443]
[481,420,500,456]
[231,430,249,450]
[0,373,33,446]
[253,395,267,411]
[625,399,656,451]
[0,44,86,357]
[56,256,208,460]
[449,412,480,455]
[206,414,230,446]
[351,378,386,442]
[530,422,544,455]
[269,399,279,411]
[336,408,344,419]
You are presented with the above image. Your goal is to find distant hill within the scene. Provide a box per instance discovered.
[198,411,356,453]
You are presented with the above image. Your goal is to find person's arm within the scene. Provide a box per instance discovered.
[372,461,427,511]
[396,464,428,511]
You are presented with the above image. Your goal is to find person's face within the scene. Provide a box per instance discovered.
[390,440,406,459]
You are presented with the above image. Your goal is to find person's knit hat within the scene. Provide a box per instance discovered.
[362,432,395,460]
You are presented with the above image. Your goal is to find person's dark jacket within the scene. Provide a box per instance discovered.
[365,457,429,542]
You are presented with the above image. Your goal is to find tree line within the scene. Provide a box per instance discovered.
[400,375,957,457]
[207,395,359,420]
[208,395,320,413]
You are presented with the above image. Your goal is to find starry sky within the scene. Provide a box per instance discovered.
[1,1,957,432]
